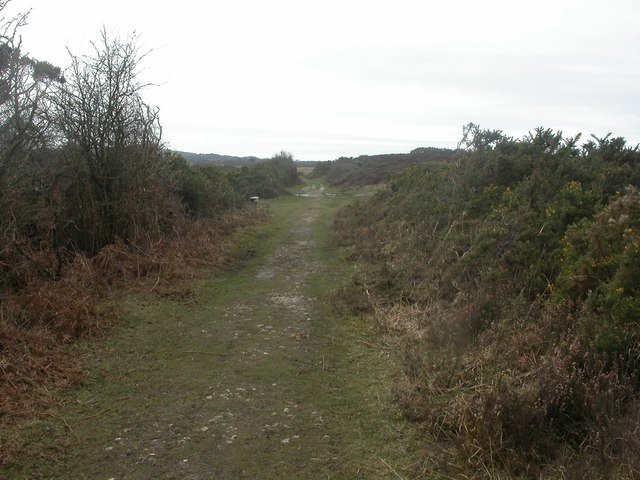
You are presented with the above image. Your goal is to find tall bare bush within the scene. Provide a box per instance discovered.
[53,30,181,255]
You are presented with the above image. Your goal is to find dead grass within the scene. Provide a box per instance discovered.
[0,209,265,468]
[356,288,640,479]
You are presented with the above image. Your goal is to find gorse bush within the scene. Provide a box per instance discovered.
[333,123,640,478]
[557,189,640,356]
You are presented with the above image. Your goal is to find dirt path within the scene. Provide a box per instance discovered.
[14,180,420,479]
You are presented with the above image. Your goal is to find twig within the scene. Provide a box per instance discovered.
[48,413,79,440]
[149,276,161,291]
[379,457,405,480]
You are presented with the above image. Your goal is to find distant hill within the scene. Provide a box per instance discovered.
[175,151,268,167]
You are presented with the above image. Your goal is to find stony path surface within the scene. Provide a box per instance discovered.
[42,181,419,479]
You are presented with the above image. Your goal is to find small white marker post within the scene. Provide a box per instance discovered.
[249,196,259,207]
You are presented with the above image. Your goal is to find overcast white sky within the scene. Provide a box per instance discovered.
[9,0,640,160]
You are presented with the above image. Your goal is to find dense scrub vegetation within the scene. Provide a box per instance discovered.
[311,147,456,188]
[332,123,640,478]
[170,150,299,216]
[0,1,298,433]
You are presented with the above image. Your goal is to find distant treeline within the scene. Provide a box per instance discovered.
[177,151,321,169]
[332,123,640,478]
[176,151,268,167]
[311,147,457,187]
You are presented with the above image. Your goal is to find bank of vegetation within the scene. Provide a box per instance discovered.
[312,147,456,188]
[328,124,640,478]
[0,1,298,443]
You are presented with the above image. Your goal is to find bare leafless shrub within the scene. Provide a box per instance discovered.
[48,30,184,259]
